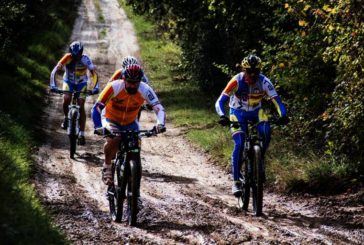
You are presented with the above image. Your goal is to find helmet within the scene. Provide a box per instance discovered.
[69,41,83,58]
[121,56,139,69]
[241,55,262,69]
[123,64,144,82]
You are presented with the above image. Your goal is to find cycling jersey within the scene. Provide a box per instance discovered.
[109,69,149,84]
[50,53,98,89]
[215,72,286,117]
[94,79,165,126]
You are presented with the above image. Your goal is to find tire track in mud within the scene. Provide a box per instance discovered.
[34,0,364,244]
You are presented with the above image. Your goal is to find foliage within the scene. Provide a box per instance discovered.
[0,0,79,243]
[124,0,364,183]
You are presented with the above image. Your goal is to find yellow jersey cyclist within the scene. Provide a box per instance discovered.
[50,41,99,145]
[215,55,288,197]
[91,64,166,185]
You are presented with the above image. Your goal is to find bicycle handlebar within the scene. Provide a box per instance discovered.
[227,119,282,129]
[94,127,162,138]
[50,89,95,96]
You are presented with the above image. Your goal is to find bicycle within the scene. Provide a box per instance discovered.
[96,127,163,226]
[50,89,93,159]
[227,119,279,216]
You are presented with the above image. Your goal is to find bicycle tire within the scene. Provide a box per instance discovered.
[127,157,141,226]
[252,145,263,216]
[240,159,250,211]
[109,159,126,222]
[69,109,78,159]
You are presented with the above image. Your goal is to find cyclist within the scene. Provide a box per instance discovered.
[215,55,288,197]
[108,55,150,84]
[91,64,166,185]
[109,56,151,120]
[50,41,99,145]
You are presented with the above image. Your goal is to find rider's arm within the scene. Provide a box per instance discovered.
[215,76,238,116]
[271,96,287,117]
[262,77,287,117]
[84,55,99,90]
[108,69,122,83]
[141,83,166,126]
[91,82,115,128]
[50,54,70,88]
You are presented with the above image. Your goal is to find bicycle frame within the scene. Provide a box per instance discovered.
[51,89,91,158]
[106,128,157,225]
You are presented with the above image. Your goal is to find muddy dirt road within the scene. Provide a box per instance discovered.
[34,0,364,244]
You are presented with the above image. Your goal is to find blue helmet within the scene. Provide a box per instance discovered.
[69,41,83,58]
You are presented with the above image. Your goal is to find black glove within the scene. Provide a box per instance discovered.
[218,115,230,126]
[155,124,166,133]
[277,116,289,125]
[91,88,99,95]
[50,86,59,93]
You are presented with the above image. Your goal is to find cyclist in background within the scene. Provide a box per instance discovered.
[215,55,288,197]
[108,55,150,84]
[92,64,166,185]
[50,41,99,145]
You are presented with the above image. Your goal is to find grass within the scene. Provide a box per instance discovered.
[119,1,355,194]
[0,3,77,244]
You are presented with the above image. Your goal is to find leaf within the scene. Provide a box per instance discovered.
[298,20,307,27]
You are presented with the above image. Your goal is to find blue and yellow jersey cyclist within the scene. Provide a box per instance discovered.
[215,55,288,197]
[49,41,99,145]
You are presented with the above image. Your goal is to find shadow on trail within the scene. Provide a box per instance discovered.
[140,220,215,235]
[143,171,197,184]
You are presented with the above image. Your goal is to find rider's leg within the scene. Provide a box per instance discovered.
[102,136,121,185]
[62,93,71,129]
[230,110,247,196]
[78,98,86,132]
[257,109,271,155]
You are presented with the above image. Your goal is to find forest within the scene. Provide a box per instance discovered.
[125,0,364,179]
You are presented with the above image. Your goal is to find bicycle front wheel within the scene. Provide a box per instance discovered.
[252,145,263,216]
[239,159,250,211]
[127,157,141,226]
[68,109,78,159]
[109,159,126,222]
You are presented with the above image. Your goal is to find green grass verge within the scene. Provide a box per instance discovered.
[119,1,355,194]
[0,3,78,244]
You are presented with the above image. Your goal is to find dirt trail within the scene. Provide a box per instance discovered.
[34,0,364,244]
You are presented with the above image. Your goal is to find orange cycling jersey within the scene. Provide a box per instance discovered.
[98,79,161,125]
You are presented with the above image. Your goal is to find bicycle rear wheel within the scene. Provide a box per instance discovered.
[68,109,77,159]
[252,145,263,216]
[127,157,141,226]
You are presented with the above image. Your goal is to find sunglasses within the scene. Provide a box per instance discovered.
[125,78,141,84]
[245,68,260,74]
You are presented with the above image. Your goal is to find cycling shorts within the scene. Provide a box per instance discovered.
[62,80,88,99]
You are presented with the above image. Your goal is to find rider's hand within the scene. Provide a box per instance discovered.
[94,127,103,135]
[91,88,99,95]
[155,124,166,133]
[50,86,59,93]
[218,115,230,126]
[277,116,289,125]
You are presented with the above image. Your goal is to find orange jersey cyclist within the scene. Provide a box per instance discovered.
[91,64,166,185]
[50,41,99,145]
[215,55,288,197]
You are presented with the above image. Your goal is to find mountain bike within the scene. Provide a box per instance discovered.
[98,127,162,226]
[228,120,279,216]
[51,90,92,159]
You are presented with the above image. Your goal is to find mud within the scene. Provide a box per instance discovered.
[34,0,364,244]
